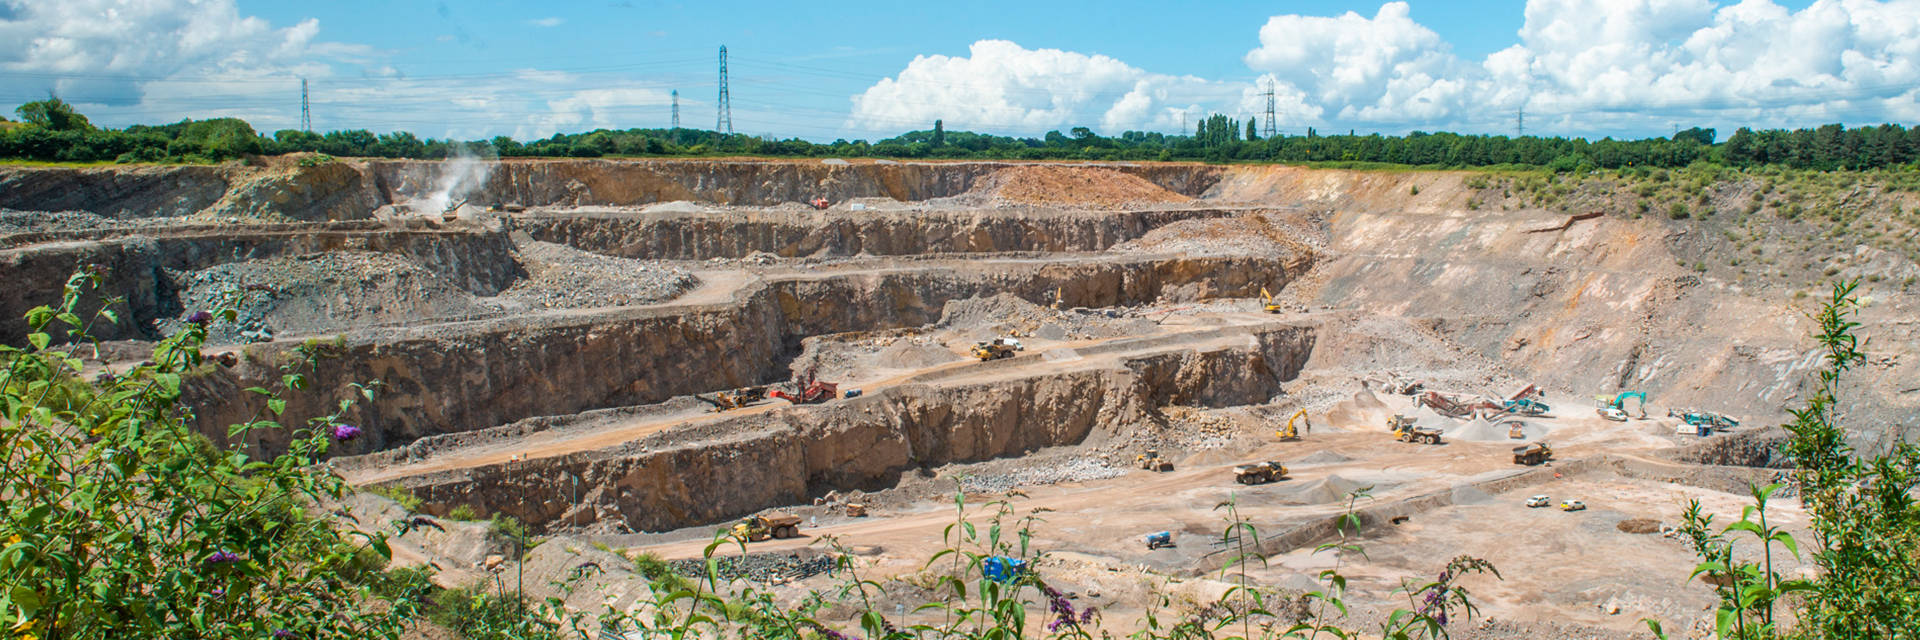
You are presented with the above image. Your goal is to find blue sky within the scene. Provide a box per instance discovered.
[4,0,1903,143]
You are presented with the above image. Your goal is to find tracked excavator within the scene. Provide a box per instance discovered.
[1595,391,1648,421]
[1277,409,1308,440]
[1260,287,1282,314]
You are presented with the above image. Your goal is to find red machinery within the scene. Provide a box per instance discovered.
[1416,390,1502,419]
[770,367,839,405]
[809,197,830,210]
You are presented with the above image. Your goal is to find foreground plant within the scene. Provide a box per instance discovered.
[1650,279,1920,639]
[0,270,403,639]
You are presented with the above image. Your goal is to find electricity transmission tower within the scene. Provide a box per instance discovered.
[717,46,732,135]
[300,78,311,132]
[671,90,679,129]
[1263,81,1277,138]
[1514,106,1525,137]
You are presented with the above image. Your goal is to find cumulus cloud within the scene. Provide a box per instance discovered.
[846,40,1244,136]
[0,0,684,140]
[856,1,1920,138]
[1237,0,1920,134]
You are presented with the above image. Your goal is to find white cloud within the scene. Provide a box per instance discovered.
[1232,0,1920,135]
[0,0,683,140]
[528,17,565,27]
[846,40,1245,136]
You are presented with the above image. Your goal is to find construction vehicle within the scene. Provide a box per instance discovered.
[1233,461,1287,485]
[1416,391,1502,420]
[731,512,803,542]
[1512,442,1553,466]
[984,557,1029,583]
[1503,397,1551,416]
[1051,288,1065,310]
[1595,391,1648,421]
[1669,408,1738,435]
[1277,409,1308,440]
[1144,531,1174,550]
[971,337,1023,361]
[770,368,838,405]
[1506,420,1528,439]
[809,197,830,210]
[1260,287,1283,314]
[1368,374,1424,395]
[1389,415,1444,445]
[694,385,769,412]
[1136,450,1174,472]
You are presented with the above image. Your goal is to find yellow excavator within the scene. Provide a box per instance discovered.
[1260,288,1282,314]
[1277,409,1307,440]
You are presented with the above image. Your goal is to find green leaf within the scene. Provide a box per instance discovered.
[268,398,286,416]
[27,333,48,351]
[56,312,82,328]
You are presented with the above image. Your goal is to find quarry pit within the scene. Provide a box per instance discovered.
[6,156,1918,639]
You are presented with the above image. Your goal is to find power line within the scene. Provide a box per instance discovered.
[717,45,731,135]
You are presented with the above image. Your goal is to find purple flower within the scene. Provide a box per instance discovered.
[273,630,295,639]
[185,311,214,326]
[94,371,116,386]
[207,551,243,565]
[331,424,362,443]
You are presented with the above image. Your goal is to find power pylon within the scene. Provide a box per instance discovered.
[717,46,731,135]
[1515,106,1525,137]
[672,90,679,129]
[1263,81,1277,138]
[301,78,311,132]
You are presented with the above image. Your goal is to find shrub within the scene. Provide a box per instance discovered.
[449,504,482,521]
[0,270,405,638]
[1670,202,1691,219]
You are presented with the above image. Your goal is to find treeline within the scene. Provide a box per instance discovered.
[6,96,1920,172]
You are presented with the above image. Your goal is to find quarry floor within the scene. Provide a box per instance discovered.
[10,158,1899,640]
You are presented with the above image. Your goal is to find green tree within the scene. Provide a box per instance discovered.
[15,94,93,132]
[932,119,946,146]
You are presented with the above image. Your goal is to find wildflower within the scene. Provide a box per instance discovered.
[272,630,295,638]
[207,551,243,565]
[331,424,362,443]
[94,371,116,386]
[185,311,214,326]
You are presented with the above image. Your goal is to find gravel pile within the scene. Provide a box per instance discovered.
[668,552,835,584]
[1110,216,1313,259]
[937,293,1160,341]
[958,457,1125,493]
[503,241,699,309]
[958,165,1191,210]
[0,209,181,234]
[165,252,499,343]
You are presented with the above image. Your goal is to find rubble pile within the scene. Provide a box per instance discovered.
[503,241,700,309]
[957,457,1126,493]
[667,552,835,584]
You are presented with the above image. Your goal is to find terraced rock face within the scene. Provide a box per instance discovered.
[11,157,1920,636]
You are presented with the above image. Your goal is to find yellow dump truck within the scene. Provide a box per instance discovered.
[731,512,803,542]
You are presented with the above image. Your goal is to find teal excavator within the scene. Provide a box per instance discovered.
[1594,391,1647,421]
